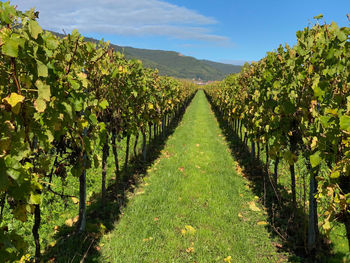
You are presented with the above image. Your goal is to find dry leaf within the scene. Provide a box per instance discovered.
[257,221,268,225]
[65,218,73,227]
[143,237,153,242]
[73,215,79,223]
[178,167,185,172]
[186,247,195,253]
[248,201,261,212]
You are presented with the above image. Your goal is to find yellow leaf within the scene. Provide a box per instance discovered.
[186,247,195,253]
[2,92,25,114]
[148,103,154,110]
[257,221,268,225]
[71,197,79,204]
[49,240,56,247]
[73,215,79,223]
[248,201,261,212]
[65,218,73,227]
[238,213,243,218]
[224,256,232,263]
[185,225,196,235]
[323,220,331,231]
[81,119,89,128]
[311,137,318,150]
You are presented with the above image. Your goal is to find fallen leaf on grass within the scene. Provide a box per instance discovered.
[196,144,200,147]
[224,256,232,263]
[154,217,159,221]
[178,167,185,172]
[238,213,243,218]
[181,225,196,235]
[143,237,154,242]
[195,165,201,169]
[186,247,195,253]
[135,190,145,195]
[272,242,283,248]
[161,150,171,158]
[257,221,268,226]
[248,201,261,212]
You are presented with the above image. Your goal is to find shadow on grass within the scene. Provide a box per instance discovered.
[42,94,196,263]
[205,92,346,263]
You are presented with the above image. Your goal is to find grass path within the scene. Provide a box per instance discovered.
[100,90,285,262]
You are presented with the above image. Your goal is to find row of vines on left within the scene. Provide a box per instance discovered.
[0,2,195,262]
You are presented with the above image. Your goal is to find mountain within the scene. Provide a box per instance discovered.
[108,45,242,81]
[52,32,242,81]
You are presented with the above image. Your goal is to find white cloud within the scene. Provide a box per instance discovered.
[10,0,230,43]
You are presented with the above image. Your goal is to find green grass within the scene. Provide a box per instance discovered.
[99,90,286,262]
[233,119,350,262]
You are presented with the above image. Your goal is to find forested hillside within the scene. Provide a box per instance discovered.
[51,32,242,81]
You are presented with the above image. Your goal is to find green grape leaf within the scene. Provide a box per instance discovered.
[29,192,41,205]
[0,159,9,191]
[283,151,298,165]
[2,39,19,57]
[28,20,42,39]
[37,60,48,77]
[13,204,27,222]
[99,99,109,110]
[337,30,347,42]
[34,98,47,112]
[340,116,350,132]
[330,170,340,179]
[62,102,73,119]
[89,114,98,125]
[36,80,51,101]
[310,151,321,168]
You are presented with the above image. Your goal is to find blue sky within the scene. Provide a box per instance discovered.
[7,0,350,65]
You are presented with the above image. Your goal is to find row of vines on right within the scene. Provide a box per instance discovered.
[206,15,350,260]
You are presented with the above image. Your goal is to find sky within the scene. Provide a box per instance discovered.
[5,0,350,65]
